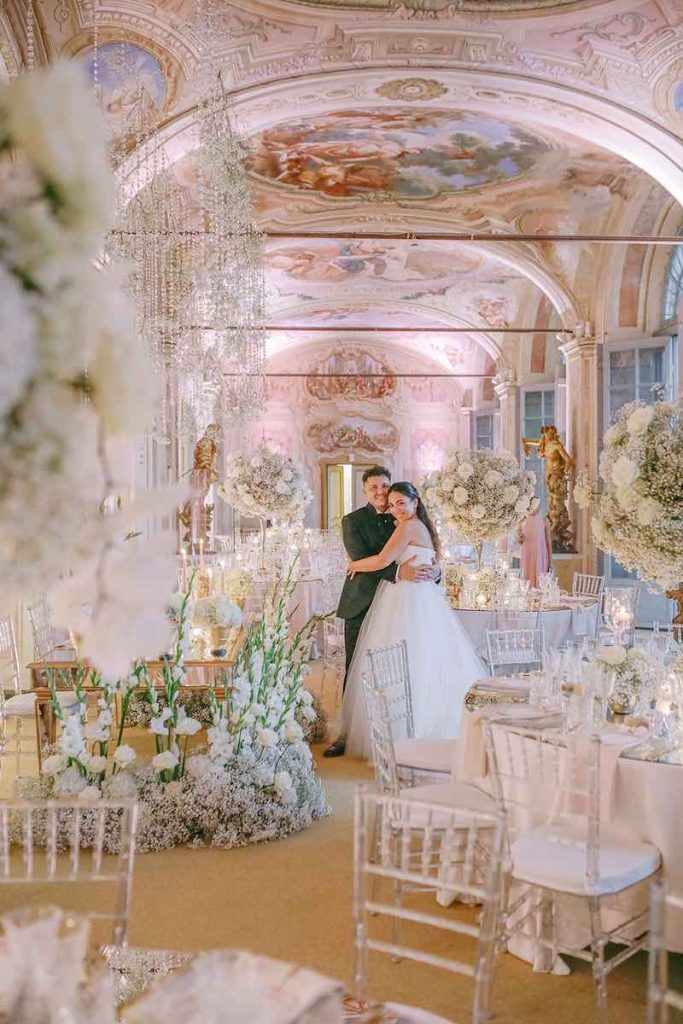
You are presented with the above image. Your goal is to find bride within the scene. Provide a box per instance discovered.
[342,480,486,760]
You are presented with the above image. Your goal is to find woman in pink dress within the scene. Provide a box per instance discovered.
[519,497,552,587]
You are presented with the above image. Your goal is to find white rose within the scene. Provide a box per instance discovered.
[78,785,101,803]
[597,646,626,667]
[152,750,179,772]
[604,424,622,446]
[484,470,504,488]
[470,505,486,520]
[42,753,68,776]
[113,744,137,768]
[0,265,37,420]
[637,498,661,526]
[451,487,468,506]
[626,405,654,437]
[457,462,474,480]
[85,754,107,774]
[616,487,639,512]
[503,485,519,503]
[515,498,530,516]
[612,455,639,489]
[255,727,279,749]
[274,770,296,804]
[441,473,455,491]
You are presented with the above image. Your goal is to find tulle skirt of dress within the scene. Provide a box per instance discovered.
[343,579,487,760]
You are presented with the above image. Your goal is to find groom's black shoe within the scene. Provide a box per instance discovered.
[323,738,346,758]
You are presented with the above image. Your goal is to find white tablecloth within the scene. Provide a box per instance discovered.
[454,703,683,955]
[454,604,599,662]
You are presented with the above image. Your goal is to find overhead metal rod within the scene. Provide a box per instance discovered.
[257,325,560,335]
[223,372,494,379]
[263,230,680,246]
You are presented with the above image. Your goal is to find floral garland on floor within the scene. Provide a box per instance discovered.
[0,62,185,674]
[17,571,330,852]
[574,399,683,590]
[218,444,313,522]
[424,449,535,558]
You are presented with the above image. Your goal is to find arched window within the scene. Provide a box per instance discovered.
[662,244,683,323]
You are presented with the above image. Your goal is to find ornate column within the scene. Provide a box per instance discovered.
[559,324,600,572]
[493,369,520,456]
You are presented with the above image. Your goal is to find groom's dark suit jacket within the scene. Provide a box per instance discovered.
[337,504,398,621]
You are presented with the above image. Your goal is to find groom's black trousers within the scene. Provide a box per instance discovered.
[343,610,367,694]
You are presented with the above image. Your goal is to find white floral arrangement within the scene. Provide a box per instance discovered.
[19,572,329,852]
[423,449,536,548]
[596,645,659,706]
[574,400,683,590]
[0,62,186,675]
[193,595,243,629]
[218,444,313,522]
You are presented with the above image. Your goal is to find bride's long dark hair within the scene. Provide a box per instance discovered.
[388,481,441,558]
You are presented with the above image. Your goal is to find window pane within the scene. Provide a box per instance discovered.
[524,392,542,418]
[542,391,555,421]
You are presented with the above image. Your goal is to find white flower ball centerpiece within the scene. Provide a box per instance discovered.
[424,448,536,573]
[193,594,243,657]
[575,400,683,592]
[218,445,313,565]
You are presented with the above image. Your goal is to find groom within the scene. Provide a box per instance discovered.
[324,465,439,757]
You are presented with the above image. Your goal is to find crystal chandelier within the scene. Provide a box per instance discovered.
[99,0,265,438]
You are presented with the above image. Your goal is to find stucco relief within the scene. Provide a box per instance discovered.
[305,348,397,401]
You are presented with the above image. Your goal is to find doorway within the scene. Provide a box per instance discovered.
[322,463,374,531]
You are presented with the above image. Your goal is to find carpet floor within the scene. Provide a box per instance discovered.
[1,670,679,1021]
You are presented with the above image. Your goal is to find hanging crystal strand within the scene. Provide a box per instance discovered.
[25,0,35,71]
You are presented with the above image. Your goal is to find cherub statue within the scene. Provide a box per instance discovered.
[523,425,574,552]
[178,424,222,550]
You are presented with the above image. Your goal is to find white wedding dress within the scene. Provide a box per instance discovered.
[343,544,487,760]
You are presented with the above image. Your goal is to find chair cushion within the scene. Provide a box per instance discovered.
[511,822,661,896]
[395,779,494,829]
[4,691,78,717]
[394,738,456,774]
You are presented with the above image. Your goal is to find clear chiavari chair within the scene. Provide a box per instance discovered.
[647,881,683,1024]
[484,720,661,1022]
[0,799,139,946]
[367,641,455,777]
[27,595,61,661]
[572,573,606,603]
[485,628,544,677]
[319,573,346,706]
[353,786,506,1024]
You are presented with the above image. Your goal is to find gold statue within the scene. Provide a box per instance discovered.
[178,424,222,550]
[523,425,574,552]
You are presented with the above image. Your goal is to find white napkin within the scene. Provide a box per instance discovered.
[125,950,344,1024]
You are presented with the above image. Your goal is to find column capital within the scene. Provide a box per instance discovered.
[558,326,601,361]
[492,368,518,398]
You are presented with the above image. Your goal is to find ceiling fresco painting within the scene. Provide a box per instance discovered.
[244,109,552,199]
[77,41,168,140]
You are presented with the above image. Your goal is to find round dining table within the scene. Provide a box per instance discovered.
[454,602,599,661]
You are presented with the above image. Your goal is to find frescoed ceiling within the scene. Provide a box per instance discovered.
[4,0,681,389]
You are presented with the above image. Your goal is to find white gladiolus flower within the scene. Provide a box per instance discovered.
[284,719,304,743]
[113,744,136,768]
[597,646,627,667]
[42,753,68,776]
[175,710,202,736]
[84,723,109,743]
[626,405,655,436]
[78,785,101,803]
[457,462,474,480]
[152,750,179,772]
[612,455,639,489]
[255,727,278,749]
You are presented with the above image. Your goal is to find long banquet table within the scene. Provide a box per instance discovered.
[453,684,683,961]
